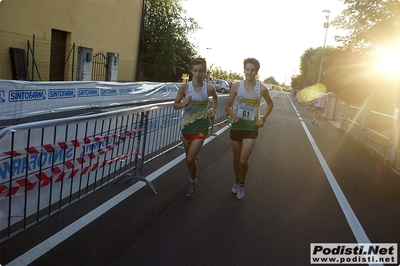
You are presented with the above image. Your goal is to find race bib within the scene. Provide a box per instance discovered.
[237,105,255,120]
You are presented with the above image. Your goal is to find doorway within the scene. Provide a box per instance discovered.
[50,29,67,81]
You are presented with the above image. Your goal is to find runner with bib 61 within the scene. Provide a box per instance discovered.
[224,58,274,199]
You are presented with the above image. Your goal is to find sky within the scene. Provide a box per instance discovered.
[181,0,348,84]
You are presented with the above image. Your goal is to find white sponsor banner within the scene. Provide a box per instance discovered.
[0,80,181,120]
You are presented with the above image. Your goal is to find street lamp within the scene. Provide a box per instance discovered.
[317,9,330,84]
[205,47,212,81]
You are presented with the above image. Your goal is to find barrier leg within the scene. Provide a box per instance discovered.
[114,173,158,195]
[209,117,218,138]
[124,174,158,195]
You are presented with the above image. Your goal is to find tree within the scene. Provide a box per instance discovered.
[290,75,302,90]
[332,0,400,55]
[297,47,327,89]
[263,76,279,86]
[293,1,400,104]
[329,0,400,104]
[208,65,243,81]
[139,0,199,81]
[294,46,343,94]
[299,48,318,88]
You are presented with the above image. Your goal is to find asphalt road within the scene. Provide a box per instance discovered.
[2,91,400,266]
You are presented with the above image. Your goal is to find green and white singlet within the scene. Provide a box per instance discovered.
[231,81,261,132]
[181,81,210,134]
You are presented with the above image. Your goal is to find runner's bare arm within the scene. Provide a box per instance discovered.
[207,84,218,118]
[224,83,241,122]
[256,85,274,127]
[173,84,190,110]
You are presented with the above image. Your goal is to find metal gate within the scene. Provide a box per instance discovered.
[92,51,107,81]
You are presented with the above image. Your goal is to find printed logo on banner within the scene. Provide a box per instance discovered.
[48,89,76,99]
[100,88,118,96]
[119,87,135,95]
[160,84,179,92]
[9,90,46,101]
[77,88,99,97]
[0,148,75,181]
[161,113,180,128]
[0,91,5,103]
[146,118,159,133]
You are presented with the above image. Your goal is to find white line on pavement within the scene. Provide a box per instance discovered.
[287,94,382,266]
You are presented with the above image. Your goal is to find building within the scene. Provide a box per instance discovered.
[0,0,143,81]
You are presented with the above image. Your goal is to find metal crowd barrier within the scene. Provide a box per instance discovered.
[0,97,229,243]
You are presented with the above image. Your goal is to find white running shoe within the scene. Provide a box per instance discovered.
[237,186,245,200]
[187,178,197,198]
[232,182,240,194]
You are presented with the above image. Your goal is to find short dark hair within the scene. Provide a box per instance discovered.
[191,57,207,70]
[243,58,260,73]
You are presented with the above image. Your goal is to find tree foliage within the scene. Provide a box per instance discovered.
[294,0,400,105]
[139,0,199,81]
[332,0,400,55]
[208,65,243,81]
[291,47,337,90]
[330,0,400,104]
[263,76,279,86]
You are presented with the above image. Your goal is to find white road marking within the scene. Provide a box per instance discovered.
[287,94,382,266]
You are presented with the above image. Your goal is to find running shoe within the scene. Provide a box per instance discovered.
[187,179,197,198]
[232,182,240,194]
[237,186,245,200]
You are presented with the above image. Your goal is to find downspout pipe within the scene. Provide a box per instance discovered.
[135,0,146,81]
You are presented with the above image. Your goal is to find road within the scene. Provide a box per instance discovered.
[2,91,400,266]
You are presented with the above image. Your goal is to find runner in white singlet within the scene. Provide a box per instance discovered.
[173,58,218,198]
[224,58,274,200]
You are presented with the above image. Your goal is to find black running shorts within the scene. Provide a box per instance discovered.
[230,130,258,142]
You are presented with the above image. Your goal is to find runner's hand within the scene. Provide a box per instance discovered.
[208,108,215,119]
[183,96,192,106]
[255,119,265,128]
[231,114,242,123]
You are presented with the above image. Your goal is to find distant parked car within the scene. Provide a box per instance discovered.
[211,79,230,93]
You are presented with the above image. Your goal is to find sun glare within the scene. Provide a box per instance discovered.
[377,47,400,74]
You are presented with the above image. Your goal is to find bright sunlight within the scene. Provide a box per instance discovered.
[377,47,400,74]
